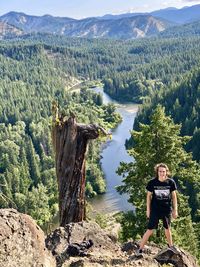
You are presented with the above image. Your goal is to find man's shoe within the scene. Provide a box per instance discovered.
[168,245,179,254]
[135,248,143,257]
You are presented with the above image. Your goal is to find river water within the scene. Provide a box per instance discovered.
[89,88,138,213]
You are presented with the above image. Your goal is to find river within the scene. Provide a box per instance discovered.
[89,87,138,213]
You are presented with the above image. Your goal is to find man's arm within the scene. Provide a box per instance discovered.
[171,191,178,219]
[146,191,152,218]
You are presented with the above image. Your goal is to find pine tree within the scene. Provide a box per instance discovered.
[26,137,41,187]
[19,147,31,195]
[26,184,51,227]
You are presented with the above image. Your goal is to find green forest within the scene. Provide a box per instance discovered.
[0,33,200,261]
[0,40,121,228]
[133,68,200,160]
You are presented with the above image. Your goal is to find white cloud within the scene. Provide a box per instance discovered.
[113,4,152,14]
[161,0,200,9]
[126,6,150,13]
[161,0,183,6]
[182,0,200,2]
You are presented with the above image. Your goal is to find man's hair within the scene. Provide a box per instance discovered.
[154,163,170,178]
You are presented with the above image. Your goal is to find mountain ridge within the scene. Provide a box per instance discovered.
[0,12,174,39]
[1,4,200,39]
[98,4,200,24]
[151,4,200,24]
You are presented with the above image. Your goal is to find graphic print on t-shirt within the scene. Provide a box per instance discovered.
[146,178,177,213]
[155,189,170,200]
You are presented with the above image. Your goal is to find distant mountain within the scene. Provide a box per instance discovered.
[99,12,144,20]
[1,5,200,40]
[64,15,172,39]
[0,21,23,39]
[0,12,173,39]
[151,4,200,24]
[98,5,200,24]
[0,11,76,33]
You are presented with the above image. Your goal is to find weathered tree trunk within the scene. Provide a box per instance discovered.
[52,103,106,226]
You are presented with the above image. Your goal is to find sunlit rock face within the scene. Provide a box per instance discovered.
[0,209,198,267]
[0,209,56,267]
[0,21,23,39]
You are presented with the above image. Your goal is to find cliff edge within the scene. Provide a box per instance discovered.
[0,209,199,267]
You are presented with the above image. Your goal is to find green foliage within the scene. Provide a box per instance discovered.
[116,211,140,242]
[86,164,106,197]
[0,90,119,226]
[26,184,52,227]
[160,21,200,38]
[172,195,199,256]
[134,68,200,161]
[133,68,200,232]
[94,213,108,229]
[0,40,122,228]
[117,106,200,257]
[3,34,200,105]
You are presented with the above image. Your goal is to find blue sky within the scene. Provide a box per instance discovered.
[1,0,200,18]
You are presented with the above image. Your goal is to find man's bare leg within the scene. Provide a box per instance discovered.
[165,228,173,247]
[139,229,154,249]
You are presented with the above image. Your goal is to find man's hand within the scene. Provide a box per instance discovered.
[146,209,150,218]
[171,191,178,219]
[146,191,152,218]
[172,209,178,219]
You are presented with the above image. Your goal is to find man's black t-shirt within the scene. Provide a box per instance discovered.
[146,177,177,215]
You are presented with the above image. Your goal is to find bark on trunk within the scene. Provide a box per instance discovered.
[52,104,106,226]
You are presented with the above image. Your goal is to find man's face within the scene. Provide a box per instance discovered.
[158,167,167,180]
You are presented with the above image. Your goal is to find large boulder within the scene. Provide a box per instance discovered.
[155,247,199,267]
[45,221,160,267]
[46,221,199,267]
[123,242,199,267]
[0,209,56,267]
[45,221,124,266]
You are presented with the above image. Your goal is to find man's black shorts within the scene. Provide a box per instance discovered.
[147,212,171,229]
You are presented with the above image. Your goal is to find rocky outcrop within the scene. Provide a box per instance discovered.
[0,209,199,267]
[46,221,199,267]
[0,209,56,267]
[155,247,198,267]
[45,221,123,266]
[0,21,23,39]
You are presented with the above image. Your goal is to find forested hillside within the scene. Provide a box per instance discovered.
[0,41,121,228]
[160,20,200,38]
[133,68,200,160]
[103,36,200,102]
[9,34,200,103]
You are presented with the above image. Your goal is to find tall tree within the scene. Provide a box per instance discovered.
[26,137,41,187]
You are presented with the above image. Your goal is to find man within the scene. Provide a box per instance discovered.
[137,163,178,255]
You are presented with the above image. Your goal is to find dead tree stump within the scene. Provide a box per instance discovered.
[52,103,106,226]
